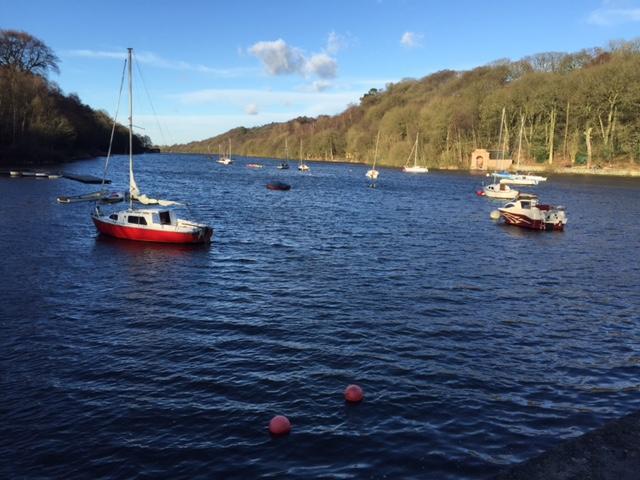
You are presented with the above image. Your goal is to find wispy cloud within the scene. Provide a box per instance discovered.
[63,49,253,77]
[172,88,361,108]
[400,31,424,48]
[245,103,259,115]
[587,6,640,25]
[326,31,353,54]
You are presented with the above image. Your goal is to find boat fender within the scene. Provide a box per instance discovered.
[490,210,500,220]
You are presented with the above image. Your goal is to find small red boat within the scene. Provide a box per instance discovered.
[266,181,291,191]
[92,207,212,243]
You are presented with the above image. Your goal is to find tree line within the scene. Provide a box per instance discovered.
[0,29,151,166]
[170,39,640,169]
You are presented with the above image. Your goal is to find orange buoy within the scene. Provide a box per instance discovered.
[344,384,364,403]
[269,415,291,436]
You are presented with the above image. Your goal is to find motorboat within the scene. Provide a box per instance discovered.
[91,48,213,244]
[247,163,263,169]
[496,193,567,231]
[488,172,547,185]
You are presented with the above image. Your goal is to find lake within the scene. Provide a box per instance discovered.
[1,154,639,479]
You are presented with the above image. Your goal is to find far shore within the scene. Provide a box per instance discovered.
[163,150,640,179]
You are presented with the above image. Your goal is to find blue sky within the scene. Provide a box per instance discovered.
[4,0,640,144]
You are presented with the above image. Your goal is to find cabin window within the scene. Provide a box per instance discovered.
[109,214,118,220]
[521,201,530,209]
[159,211,172,225]
[128,216,144,224]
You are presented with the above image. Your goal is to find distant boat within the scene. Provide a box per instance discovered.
[298,139,310,172]
[91,48,213,244]
[247,163,263,169]
[366,131,380,181]
[278,138,290,169]
[217,138,233,165]
[479,173,519,199]
[489,172,547,185]
[402,133,428,173]
[58,191,125,204]
[266,181,291,191]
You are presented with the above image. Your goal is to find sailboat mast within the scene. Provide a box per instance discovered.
[128,47,133,209]
[373,130,380,169]
[414,132,419,167]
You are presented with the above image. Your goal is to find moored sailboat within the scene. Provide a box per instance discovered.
[91,48,213,244]
[402,133,428,173]
[366,131,380,181]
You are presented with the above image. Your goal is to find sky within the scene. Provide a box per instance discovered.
[3,0,640,144]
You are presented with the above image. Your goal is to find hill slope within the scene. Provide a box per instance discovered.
[169,41,640,169]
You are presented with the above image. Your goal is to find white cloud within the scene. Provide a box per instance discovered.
[248,39,305,75]
[245,103,259,115]
[400,31,424,48]
[63,49,252,77]
[248,38,338,78]
[305,53,338,78]
[587,7,640,25]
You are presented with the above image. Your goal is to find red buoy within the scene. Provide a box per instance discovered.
[269,415,291,436]
[344,384,364,403]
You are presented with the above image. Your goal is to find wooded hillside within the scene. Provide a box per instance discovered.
[0,29,151,166]
[170,40,640,169]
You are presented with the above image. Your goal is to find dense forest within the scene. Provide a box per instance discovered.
[170,40,640,170]
[0,29,151,167]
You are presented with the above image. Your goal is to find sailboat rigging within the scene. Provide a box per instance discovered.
[91,48,213,244]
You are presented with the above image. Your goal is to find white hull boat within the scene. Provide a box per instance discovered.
[483,182,519,199]
[496,193,567,231]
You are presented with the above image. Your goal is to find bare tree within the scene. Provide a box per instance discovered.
[0,30,60,76]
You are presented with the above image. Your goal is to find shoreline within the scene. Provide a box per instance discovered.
[493,409,640,479]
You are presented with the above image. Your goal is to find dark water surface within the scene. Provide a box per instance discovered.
[1,154,639,479]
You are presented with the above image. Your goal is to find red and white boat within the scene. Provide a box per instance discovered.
[497,193,567,231]
[92,207,212,243]
[91,48,213,244]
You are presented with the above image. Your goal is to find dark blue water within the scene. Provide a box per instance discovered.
[1,154,639,479]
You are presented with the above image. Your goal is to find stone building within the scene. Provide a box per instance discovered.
[470,148,512,171]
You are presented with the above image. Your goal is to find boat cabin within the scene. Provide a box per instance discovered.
[108,209,177,226]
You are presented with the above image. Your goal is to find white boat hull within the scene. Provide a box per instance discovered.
[403,166,428,173]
